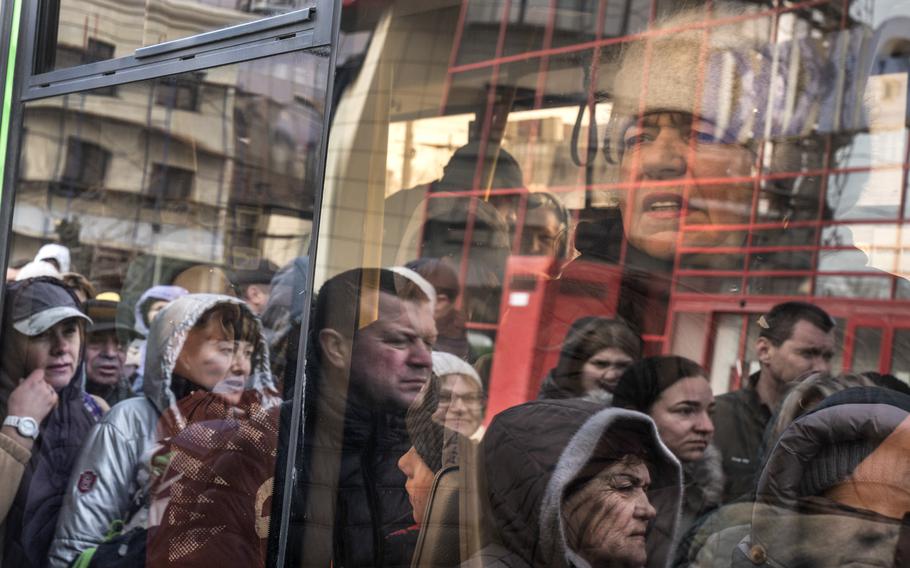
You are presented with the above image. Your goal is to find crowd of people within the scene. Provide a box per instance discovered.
[0,2,907,567]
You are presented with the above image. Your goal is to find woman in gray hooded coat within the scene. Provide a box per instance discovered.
[48,294,277,567]
[467,399,682,568]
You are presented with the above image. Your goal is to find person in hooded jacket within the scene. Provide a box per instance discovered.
[466,399,682,568]
[538,317,641,404]
[128,285,188,394]
[143,304,279,567]
[394,374,461,545]
[47,294,277,567]
[693,387,910,568]
[0,277,103,567]
[612,356,722,541]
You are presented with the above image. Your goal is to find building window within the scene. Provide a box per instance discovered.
[148,163,195,202]
[154,76,202,111]
[57,137,110,194]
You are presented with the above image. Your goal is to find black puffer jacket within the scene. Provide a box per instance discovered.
[471,400,682,568]
[729,387,910,568]
[288,376,415,568]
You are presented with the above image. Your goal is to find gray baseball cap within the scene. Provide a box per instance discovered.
[8,278,92,336]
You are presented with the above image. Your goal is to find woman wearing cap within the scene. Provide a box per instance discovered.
[0,276,104,566]
[612,356,721,540]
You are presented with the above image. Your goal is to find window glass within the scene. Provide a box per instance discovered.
[285,0,910,566]
[5,49,327,566]
[36,0,311,73]
[851,326,883,372]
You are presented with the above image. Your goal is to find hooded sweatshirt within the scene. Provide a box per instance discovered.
[469,400,682,568]
[48,294,276,567]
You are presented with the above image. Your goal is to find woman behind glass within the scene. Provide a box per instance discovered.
[613,356,720,538]
[0,276,103,566]
[538,317,641,404]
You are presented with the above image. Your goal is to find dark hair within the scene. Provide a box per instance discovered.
[612,355,706,412]
[863,372,910,396]
[308,268,431,368]
[61,272,96,302]
[553,317,642,391]
[520,192,571,258]
[758,301,834,347]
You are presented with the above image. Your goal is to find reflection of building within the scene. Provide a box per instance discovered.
[12,0,320,289]
[319,1,910,395]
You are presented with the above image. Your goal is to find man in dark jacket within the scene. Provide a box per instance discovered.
[287,267,437,567]
[712,301,836,502]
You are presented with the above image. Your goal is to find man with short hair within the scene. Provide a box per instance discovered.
[712,301,836,502]
[287,267,437,567]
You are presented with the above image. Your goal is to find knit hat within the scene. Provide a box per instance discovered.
[795,387,910,499]
[432,351,483,391]
[406,375,445,473]
[604,5,833,165]
[84,297,137,337]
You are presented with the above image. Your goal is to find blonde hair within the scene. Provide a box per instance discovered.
[769,372,875,442]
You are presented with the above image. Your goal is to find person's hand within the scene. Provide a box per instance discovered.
[7,369,58,423]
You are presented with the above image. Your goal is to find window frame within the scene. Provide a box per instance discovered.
[0,2,342,566]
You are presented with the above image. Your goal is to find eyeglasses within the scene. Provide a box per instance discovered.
[438,391,484,406]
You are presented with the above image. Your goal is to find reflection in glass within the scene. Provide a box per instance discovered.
[39,0,310,73]
[11,50,327,565]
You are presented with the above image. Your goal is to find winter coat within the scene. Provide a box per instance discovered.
[711,372,771,503]
[468,400,682,568]
[0,278,104,568]
[285,375,417,568]
[47,294,276,567]
[694,387,910,568]
[679,444,725,539]
[145,390,280,567]
[2,366,103,568]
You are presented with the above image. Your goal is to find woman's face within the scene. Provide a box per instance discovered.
[174,318,235,390]
[649,376,715,462]
[432,373,484,436]
[212,340,254,405]
[579,348,635,395]
[618,112,755,260]
[562,457,656,567]
[397,446,436,525]
[18,318,83,389]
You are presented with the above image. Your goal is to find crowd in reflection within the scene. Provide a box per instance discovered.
[0,2,909,568]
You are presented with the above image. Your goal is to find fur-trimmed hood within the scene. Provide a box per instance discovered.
[682,444,725,523]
